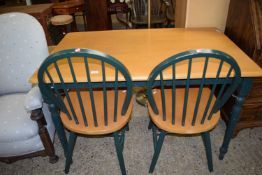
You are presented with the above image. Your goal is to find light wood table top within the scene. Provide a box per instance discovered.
[30,28,262,83]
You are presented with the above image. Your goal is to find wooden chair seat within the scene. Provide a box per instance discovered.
[148,87,220,134]
[38,48,133,174]
[61,90,133,135]
[50,15,73,26]
[147,50,242,173]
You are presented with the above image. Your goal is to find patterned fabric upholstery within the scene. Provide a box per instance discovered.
[0,12,49,94]
[0,135,43,157]
[0,94,38,142]
[0,93,54,156]
[24,86,43,111]
[0,13,55,157]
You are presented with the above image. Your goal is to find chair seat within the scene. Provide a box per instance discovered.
[0,94,38,142]
[131,15,166,25]
[61,90,133,135]
[50,15,73,26]
[148,87,220,134]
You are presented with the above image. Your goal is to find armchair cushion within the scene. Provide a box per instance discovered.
[0,93,38,142]
[0,135,43,157]
[0,93,56,157]
[24,86,43,111]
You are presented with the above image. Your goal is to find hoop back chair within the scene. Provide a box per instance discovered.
[0,12,57,163]
[129,0,168,28]
[146,49,242,173]
[38,49,133,174]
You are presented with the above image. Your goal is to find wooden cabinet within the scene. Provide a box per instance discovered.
[31,0,58,3]
[85,0,112,31]
[221,0,262,137]
[0,4,54,45]
[0,0,5,6]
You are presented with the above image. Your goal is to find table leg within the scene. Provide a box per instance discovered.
[49,103,68,157]
[219,78,253,160]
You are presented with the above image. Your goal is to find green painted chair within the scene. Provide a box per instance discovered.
[37,48,133,175]
[146,49,242,173]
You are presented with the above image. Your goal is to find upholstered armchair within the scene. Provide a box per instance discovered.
[0,12,58,163]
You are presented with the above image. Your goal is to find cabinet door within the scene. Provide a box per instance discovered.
[225,0,257,59]
[85,0,112,31]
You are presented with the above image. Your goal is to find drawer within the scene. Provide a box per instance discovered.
[221,92,262,121]
[53,8,69,15]
[72,6,83,13]
[241,104,262,121]
[53,6,83,15]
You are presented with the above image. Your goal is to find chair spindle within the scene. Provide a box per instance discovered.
[67,57,88,127]
[182,58,192,126]
[207,66,233,120]
[114,68,119,122]
[84,57,98,127]
[192,57,209,126]
[54,61,79,124]
[201,60,224,124]
[46,69,71,118]
[171,64,176,125]
[160,71,166,121]
[101,61,108,126]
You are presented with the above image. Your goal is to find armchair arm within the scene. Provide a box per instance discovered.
[30,108,59,163]
[24,86,43,111]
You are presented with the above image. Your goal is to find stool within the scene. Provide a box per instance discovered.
[52,0,86,31]
[50,15,73,35]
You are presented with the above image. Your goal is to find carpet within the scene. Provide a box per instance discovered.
[0,101,262,175]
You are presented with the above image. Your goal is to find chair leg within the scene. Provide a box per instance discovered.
[65,132,77,174]
[149,130,166,173]
[113,131,127,175]
[148,119,153,129]
[126,123,129,131]
[120,127,127,152]
[201,132,213,172]
[152,124,157,150]
[49,104,68,157]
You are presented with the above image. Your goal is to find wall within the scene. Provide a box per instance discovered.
[185,0,230,31]
[175,0,188,27]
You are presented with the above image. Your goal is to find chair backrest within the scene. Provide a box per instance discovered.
[131,0,162,17]
[147,49,242,126]
[166,0,174,21]
[38,48,133,127]
[0,12,49,94]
